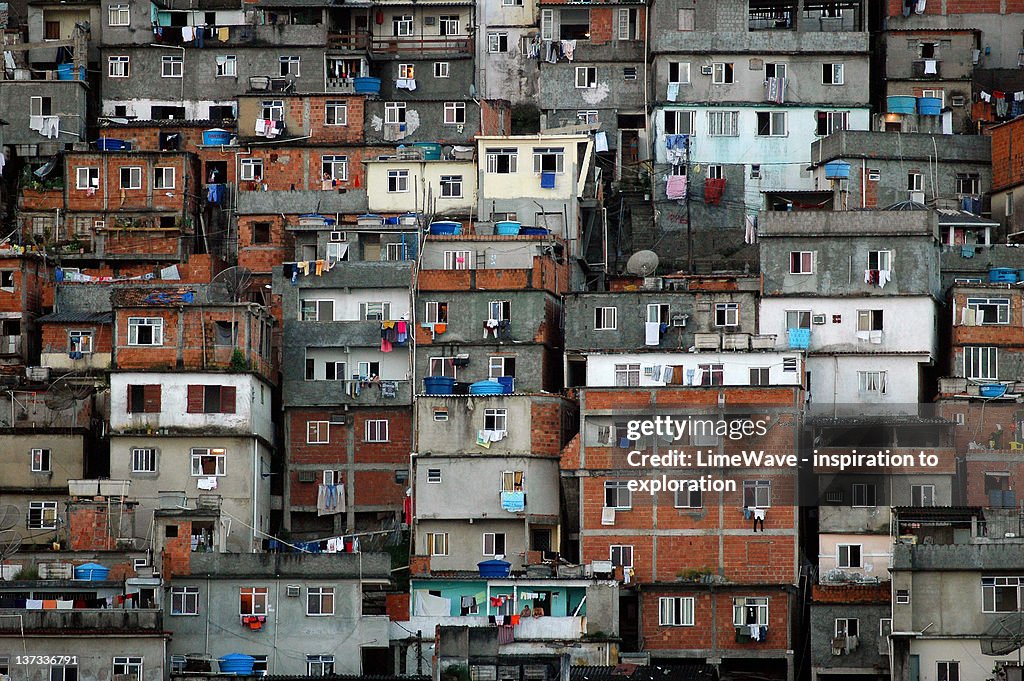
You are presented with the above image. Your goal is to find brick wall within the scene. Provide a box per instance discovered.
[641,589,792,652]
[236,145,389,192]
[161,519,193,578]
[237,214,294,275]
[991,115,1024,191]
[41,322,113,354]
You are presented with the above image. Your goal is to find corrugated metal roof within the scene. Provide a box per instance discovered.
[570,664,718,681]
[36,311,113,324]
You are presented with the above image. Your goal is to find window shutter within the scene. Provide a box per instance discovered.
[186,385,204,413]
[127,385,136,412]
[144,385,161,413]
[220,386,236,414]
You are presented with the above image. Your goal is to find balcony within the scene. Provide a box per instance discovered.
[893,541,1024,571]
[0,609,163,632]
[369,36,471,58]
[282,378,412,408]
[327,33,369,51]
[397,615,585,640]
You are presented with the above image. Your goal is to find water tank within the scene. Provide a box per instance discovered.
[202,129,233,146]
[989,267,1018,284]
[413,142,442,160]
[886,96,917,114]
[824,161,851,179]
[917,97,942,116]
[74,562,110,581]
[495,221,521,236]
[353,77,381,95]
[469,380,504,395]
[218,654,256,675]
[478,560,511,578]
[423,376,455,395]
[429,221,461,235]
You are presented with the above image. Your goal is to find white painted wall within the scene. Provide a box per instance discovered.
[584,351,803,388]
[806,354,926,406]
[296,287,410,321]
[101,100,235,119]
[909,639,1018,681]
[420,240,546,270]
[110,372,274,440]
[366,160,477,214]
[818,533,892,581]
[476,134,591,201]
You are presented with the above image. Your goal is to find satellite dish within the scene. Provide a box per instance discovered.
[44,376,93,412]
[626,250,660,277]
[206,266,254,304]
[981,612,1024,656]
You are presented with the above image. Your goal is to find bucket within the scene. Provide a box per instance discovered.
[423,376,455,395]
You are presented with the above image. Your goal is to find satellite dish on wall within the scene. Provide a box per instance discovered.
[626,250,660,277]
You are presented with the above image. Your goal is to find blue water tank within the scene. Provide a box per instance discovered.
[74,563,110,581]
[824,161,851,179]
[95,138,132,151]
[57,63,85,81]
[469,380,504,395]
[219,654,256,675]
[887,96,917,114]
[202,128,233,145]
[917,97,942,116]
[478,560,511,578]
[423,376,455,395]
[353,77,381,94]
[495,221,521,236]
[520,227,550,236]
[413,142,442,160]
[990,268,1018,284]
[429,221,461,235]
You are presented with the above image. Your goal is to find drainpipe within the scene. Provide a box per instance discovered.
[252,436,258,552]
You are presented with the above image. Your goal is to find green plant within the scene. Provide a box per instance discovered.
[229,349,249,372]
[17,564,39,580]
[442,665,469,681]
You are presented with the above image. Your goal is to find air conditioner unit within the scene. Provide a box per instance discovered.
[424,16,437,25]
[867,170,880,181]
[26,366,50,382]
[329,413,348,425]
[330,231,347,242]
[700,65,713,75]
[297,470,316,483]
[812,314,826,325]
[951,95,965,107]
[671,314,688,327]
[286,585,301,597]
[601,507,615,525]
[910,191,925,203]
[94,220,106,230]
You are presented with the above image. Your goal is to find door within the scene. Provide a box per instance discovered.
[909,655,920,681]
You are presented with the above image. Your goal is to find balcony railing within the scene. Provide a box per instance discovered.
[369,36,471,57]
[327,33,369,50]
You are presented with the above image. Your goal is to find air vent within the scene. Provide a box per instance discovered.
[286,585,301,597]
[330,231,347,242]
[297,470,316,483]
[329,413,347,425]
[812,314,826,325]
[700,65,713,75]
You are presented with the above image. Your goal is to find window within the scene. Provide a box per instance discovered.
[444,102,466,125]
[488,300,511,321]
[605,480,631,509]
[615,8,639,39]
[937,662,960,681]
[28,501,58,529]
[764,62,787,79]
[240,159,263,181]
[190,448,226,476]
[128,317,163,345]
[31,96,52,118]
[575,111,599,126]
[186,384,236,414]
[279,56,300,77]
[623,66,638,80]
[486,148,518,173]
[325,101,347,126]
[575,66,597,88]
[426,532,449,555]
[108,55,130,77]
[982,576,1021,612]
[647,303,669,324]
[171,586,199,615]
[425,301,449,324]
[674,486,702,509]
[609,544,633,567]
[614,363,641,387]
[439,15,460,35]
[434,62,450,78]
[365,419,389,442]
[440,175,462,198]
[965,346,998,380]
[595,306,617,330]
[393,15,413,36]
[837,544,862,568]
[51,667,78,681]
[712,62,734,84]
[300,299,334,321]
[835,618,859,637]
[260,100,283,120]
[444,250,472,270]
[69,330,93,353]
[427,468,442,483]
[733,597,768,626]
[108,3,129,25]
[822,63,844,84]
[113,657,143,680]
[715,302,739,327]
[540,8,554,39]
[907,172,923,192]
[239,587,268,616]
[385,242,411,261]
[895,589,910,604]
[31,448,51,472]
[745,367,769,386]
[75,167,99,190]
[216,55,236,77]
[756,111,787,136]
[533,147,565,173]
[956,173,980,195]
[858,371,887,395]
[322,155,348,181]
[384,102,407,124]
[678,8,695,30]
[154,167,175,190]
[307,421,329,444]
[388,169,409,193]
[789,251,814,274]
[488,356,516,379]
[698,363,724,386]
[857,310,884,331]
[816,110,849,136]
[706,165,724,180]
[786,310,811,330]
[0,271,15,290]
[161,55,183,78]
[911,484,935,507]
[868,250,892,271]
[852,483,876,507]
[743,480,771,508]
[488,32,508,52]
[668,62,691,86]
[132,447,156,473]
[559,8,589,39]
[708,110,739,136]
[484,408,507,431]
[307,587,334,616]
[659,597,694,626]
[306,656,334,677]
[120,166,142,190]
[483,532,506,556]
[127,384,160,413]
[398,63,415,79]
[967,298,1010,325]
